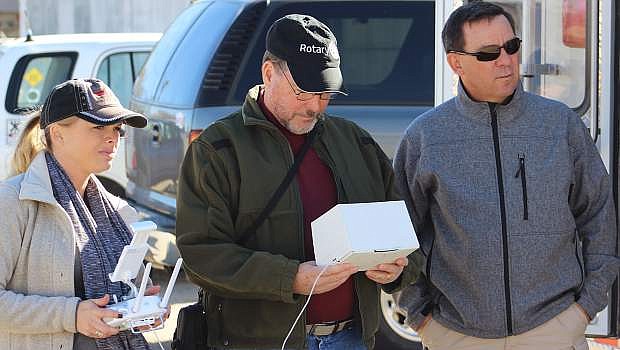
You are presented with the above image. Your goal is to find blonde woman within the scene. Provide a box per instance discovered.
[0,79,158,350]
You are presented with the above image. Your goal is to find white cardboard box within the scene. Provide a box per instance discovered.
[311,200,418,270]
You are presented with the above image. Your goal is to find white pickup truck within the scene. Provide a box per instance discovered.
[0,32,161,195]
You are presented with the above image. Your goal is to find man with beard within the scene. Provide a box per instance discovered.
[176,14,419,350]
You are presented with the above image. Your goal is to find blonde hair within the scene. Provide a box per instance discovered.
[9,113,50,177]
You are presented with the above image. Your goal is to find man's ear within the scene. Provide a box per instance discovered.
[447,52,464,76]
[262,60,274,86]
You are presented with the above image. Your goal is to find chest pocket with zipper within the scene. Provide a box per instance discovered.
[514,153,529,220]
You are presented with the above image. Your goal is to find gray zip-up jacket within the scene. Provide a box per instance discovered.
[394,82,618,338]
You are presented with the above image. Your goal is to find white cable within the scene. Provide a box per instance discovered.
[281,263,331,350]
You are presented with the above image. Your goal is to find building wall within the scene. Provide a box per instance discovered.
[0,0,18,37]
[19,0,191,36]
[0,0,18,12]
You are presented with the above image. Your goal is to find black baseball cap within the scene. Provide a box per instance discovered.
[266,14,347,94]
[40,78,147,129]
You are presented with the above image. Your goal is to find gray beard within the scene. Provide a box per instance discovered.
[283,118,318,135]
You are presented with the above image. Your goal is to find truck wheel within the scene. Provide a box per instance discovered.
[375,291,422,350]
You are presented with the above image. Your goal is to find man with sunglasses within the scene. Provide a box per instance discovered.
[394,2,617,350]
[176,14,419,350]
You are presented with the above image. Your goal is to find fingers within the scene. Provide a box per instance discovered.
[316,264,355,280]
[91,319,120,338]
[368,258,408,274]
[299,261,357,276]
[91,294,110,307]
[365,270,388,283]
[95,307,122,320]
[136,323,158,332]
[145,285,161,296]
[90,329,105,339]
[395,257,409,267]
[321,264,357,282]
[79,316,120,338]
[366,259,406,284]
[293,261,358,295]
[372,262,405,274]
[134,307,170,331]
[365,262,404,284]
[322,263,357,276]
[312,264,357,294]
[77,297,122,339]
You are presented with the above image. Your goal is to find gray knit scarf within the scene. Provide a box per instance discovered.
[46,152,150,350]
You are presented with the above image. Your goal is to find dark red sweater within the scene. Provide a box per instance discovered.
[258,91,354,323]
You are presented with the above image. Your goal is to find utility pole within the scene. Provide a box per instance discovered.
[18,0,25,36]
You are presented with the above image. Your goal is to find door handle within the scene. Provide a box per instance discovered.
[152,124,161,143]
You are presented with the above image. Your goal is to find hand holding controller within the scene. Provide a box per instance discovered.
[102,221,183,333]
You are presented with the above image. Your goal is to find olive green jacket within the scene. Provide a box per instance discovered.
[176,86,421,349]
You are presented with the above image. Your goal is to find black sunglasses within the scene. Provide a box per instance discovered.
[449,37,521,62]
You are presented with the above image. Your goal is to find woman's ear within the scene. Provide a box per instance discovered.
[49,124,64,144]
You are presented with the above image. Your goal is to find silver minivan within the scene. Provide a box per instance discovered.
[128,1,435,348]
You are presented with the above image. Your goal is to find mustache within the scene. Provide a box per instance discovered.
[296,111,325,119]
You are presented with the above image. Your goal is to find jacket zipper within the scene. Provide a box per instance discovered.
[286,140,308,343]
[574,230,585,295]
[425,240,435,281]
[264,126,308,343]
[315,142,345,204]
[514,153,529,220]
[489,103,513,335]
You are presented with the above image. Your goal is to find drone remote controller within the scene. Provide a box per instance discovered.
[102,221,183,333]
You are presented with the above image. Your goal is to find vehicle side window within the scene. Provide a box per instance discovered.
[231,1,434,106]
[132,1,210,102]
[5,53,76,112]
[97,52,150,106]
[155,1,240,107]
[132,52,149,76]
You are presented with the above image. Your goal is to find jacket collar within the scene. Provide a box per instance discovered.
[18,152,58,205]
[242,85,274,128]
[455,80,525,125]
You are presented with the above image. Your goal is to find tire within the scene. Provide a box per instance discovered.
[374,291,422,350]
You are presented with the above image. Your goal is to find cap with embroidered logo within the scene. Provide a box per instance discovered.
[40,78,147,129]
[266,14,346,94]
